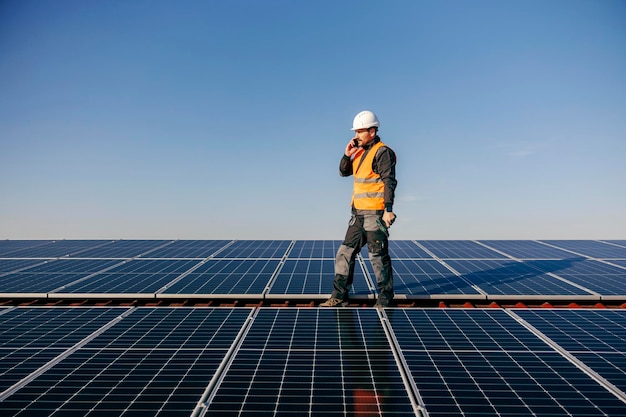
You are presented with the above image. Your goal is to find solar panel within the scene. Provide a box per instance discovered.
[541,240,626,259]
[418,240,508,259]
[0,308,253,417]
[201,308,418,416]
[0,259,122,295]
[514,309,626,395]
[162,259,280,296]
[388,240,433,259]
[1,240,626,416]
[54,259,202,296]
[0,240,112,258]
[479,240,577,259]
[287,240,342,258]
[445,259,596,297]
[364,259,482,298]
[0,307,125,393]
[268,258,372,298]
[141,240,232,259]
[67,239,173,258]
[0,240,54,257]
[212,240,292,259]
[0,259,45,274]
[525,260,626,297]
[389,309,626,416]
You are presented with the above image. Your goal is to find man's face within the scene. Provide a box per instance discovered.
[354,128,376,146]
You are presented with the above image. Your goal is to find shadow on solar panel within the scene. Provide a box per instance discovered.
[447,258,594,297]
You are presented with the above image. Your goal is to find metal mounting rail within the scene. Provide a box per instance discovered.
[191,307,258,417]
[377,308,430,417]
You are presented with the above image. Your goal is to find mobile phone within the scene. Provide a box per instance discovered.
[376,218,389,237]
[352,138,359,147]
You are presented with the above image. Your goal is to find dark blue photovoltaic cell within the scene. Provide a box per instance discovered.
[67,239,172,258]
[55,259,201,294]
[212,240,291,258]
[269,259,371,296]
[0,259,44,273]
[142,239,232,258]
[0,308,252,417]
[0,240,111,258]
[388,240,433,259]
[389,309,626,417]
[0,307,125,392]
[17,259,122,274]
[610,260,626,269]
[363,259,481,296]
[445,259,594,296]
[526,259,626,296]
[515,309,626,394]
[0,259,122,293]
[287,240,341,258]
[542,240,626,259]
[203,309,416,416]
[418,240,508,259]
[479,240,577,259]
[0,240,54,257]
[163,259,279,295]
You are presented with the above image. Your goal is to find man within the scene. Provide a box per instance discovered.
[321,110,397,308]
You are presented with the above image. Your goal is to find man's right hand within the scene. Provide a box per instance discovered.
[345,137,360,157]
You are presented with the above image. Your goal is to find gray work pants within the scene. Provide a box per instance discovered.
[332,213,393,305]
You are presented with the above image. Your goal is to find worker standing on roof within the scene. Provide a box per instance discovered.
[321,110,397,308]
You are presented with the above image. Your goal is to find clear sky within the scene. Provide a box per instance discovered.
[1,0,625,240]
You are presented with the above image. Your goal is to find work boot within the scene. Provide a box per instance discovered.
[320,297,348,307]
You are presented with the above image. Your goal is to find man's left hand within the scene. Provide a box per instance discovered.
[382,211,396,228]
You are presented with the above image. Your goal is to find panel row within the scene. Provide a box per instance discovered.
[0,308,625,416]
[1,257,626,300]
[2,240,626,260]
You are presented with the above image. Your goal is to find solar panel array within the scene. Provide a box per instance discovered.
[0,239,625,416]
[1,239,626,301]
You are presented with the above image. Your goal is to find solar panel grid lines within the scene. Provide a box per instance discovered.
[0,307,254,417]
[397,242,489,299]
[506,309,626,405]
[445,259,598,299]
[0,307,132,402]
[478,240,581,260]
[48,259,203,297]
[0,240,55,257]
[162,259,281,297]
[202,308,417,416]
[14,240,116,259]
[389,309,626,416]
[155,258,215,295]
[259,240,296,297]
[212,240,292,259]
[386,241,432,259]
[527,260,626,299]
[417,240,508,260]
[539,240,626,260]
[513,309,626,397]
[286,240,342,259]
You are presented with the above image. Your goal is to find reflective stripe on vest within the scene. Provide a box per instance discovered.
[351,141,386,211]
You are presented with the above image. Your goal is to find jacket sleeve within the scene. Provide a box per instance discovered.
[339,155,353,177]
[373,146,397,211]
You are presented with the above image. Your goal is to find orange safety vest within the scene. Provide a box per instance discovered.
[351,141,386,211]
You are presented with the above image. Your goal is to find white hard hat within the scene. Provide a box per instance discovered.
[351,110,380,130]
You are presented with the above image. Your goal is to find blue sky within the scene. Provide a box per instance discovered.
[1,0,625,240]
